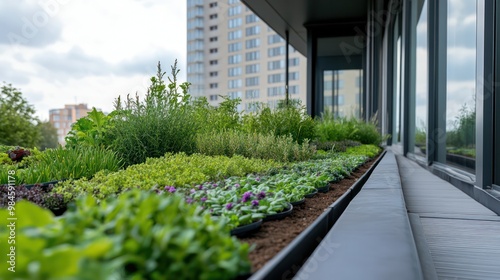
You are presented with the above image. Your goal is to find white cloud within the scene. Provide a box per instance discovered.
[0,0,186,121]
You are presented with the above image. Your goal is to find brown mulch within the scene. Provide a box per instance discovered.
[238,155,379,273]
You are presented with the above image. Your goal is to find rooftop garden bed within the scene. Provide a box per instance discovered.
[0,62,385,279]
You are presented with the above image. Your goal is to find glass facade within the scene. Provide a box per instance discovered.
[323,70,362,118]
[414,0,428,156]
[445,0,477,172]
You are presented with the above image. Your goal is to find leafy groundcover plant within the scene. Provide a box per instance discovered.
[54,152,281,202]
[0,191,251,280]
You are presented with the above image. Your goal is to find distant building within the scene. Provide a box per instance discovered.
[186,0,308,111]
[48,104,92,145]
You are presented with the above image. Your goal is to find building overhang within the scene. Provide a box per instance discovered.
[241,0,369,56]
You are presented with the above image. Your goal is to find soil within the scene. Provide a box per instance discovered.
[238,155,379,273]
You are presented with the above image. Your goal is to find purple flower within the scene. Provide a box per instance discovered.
[226,203,233,210]
[256,177,261,182]
[257,191,266,200]
[251,200,259,207]
[242,191,252,203]
[234,183,240,188]
[190,189,196,194]
[200,197,207,202]
[186,198,193,204]
[198,185,203,190]
[168,186,176,193]
[212,183,218,187]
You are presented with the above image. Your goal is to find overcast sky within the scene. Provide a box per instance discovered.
[0,0,186,120]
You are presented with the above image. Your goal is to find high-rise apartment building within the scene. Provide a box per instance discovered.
[48,103,91,145]
[186,0,307,112]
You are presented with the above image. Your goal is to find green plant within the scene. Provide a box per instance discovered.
[315,114,383,145]
[0,82,40,148]
[446,102,475,153]
[110,61,199,167]
[65,107,115,149]
[193,96,242,133]
[345,145,381,158]
[0,191,251,279]
[242,100,316,144]
[312,140,361,152]
[196,130,315,162]
[1,146,122,185]
[53,152,281,201]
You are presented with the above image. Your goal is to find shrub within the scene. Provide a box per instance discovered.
[193,96,242,133]
[196,130,315,162]
[315,114,382,145]
[242,100,316,144]
[110,61,199,167]
[0,192,251,279]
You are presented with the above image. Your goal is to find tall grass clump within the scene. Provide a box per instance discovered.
[242,100,316,144]
[315,113,382,145]
[110,61,200,166]
[8,146,122,184]
[196,130,315,162]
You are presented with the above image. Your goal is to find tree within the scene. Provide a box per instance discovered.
[37,120,59,150]
[0,83,40,148]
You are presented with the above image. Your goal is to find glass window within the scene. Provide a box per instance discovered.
[289,58,299,67]
[228,54,242,64]
[228,18,242,28]
[445,0,477,172]
[289,85,299,95]
[245,51,260,61]
[268,34,284,44]
[289,72,299,81]
[245,14,259,23]
[228,6,242,16]
[228,30,242,40]
[209,71,218,77]
[245,64,260,74]
[228,79,242,89]
[228,42,242,52]
[228,91,242,99]
[267,86,285,97]
[245,77,259,87]
[268,60,284,70]
[268,46,285,57]
[245,26,260,36]
[228,67,242,77]
[414,0,428,156]
[209,83,218,89]
[245,90,260,99]
[268,73,284,84]
[323,69,363,119]
[245,38,260,49]
[209,95,218,101]
[209,14,218,19]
